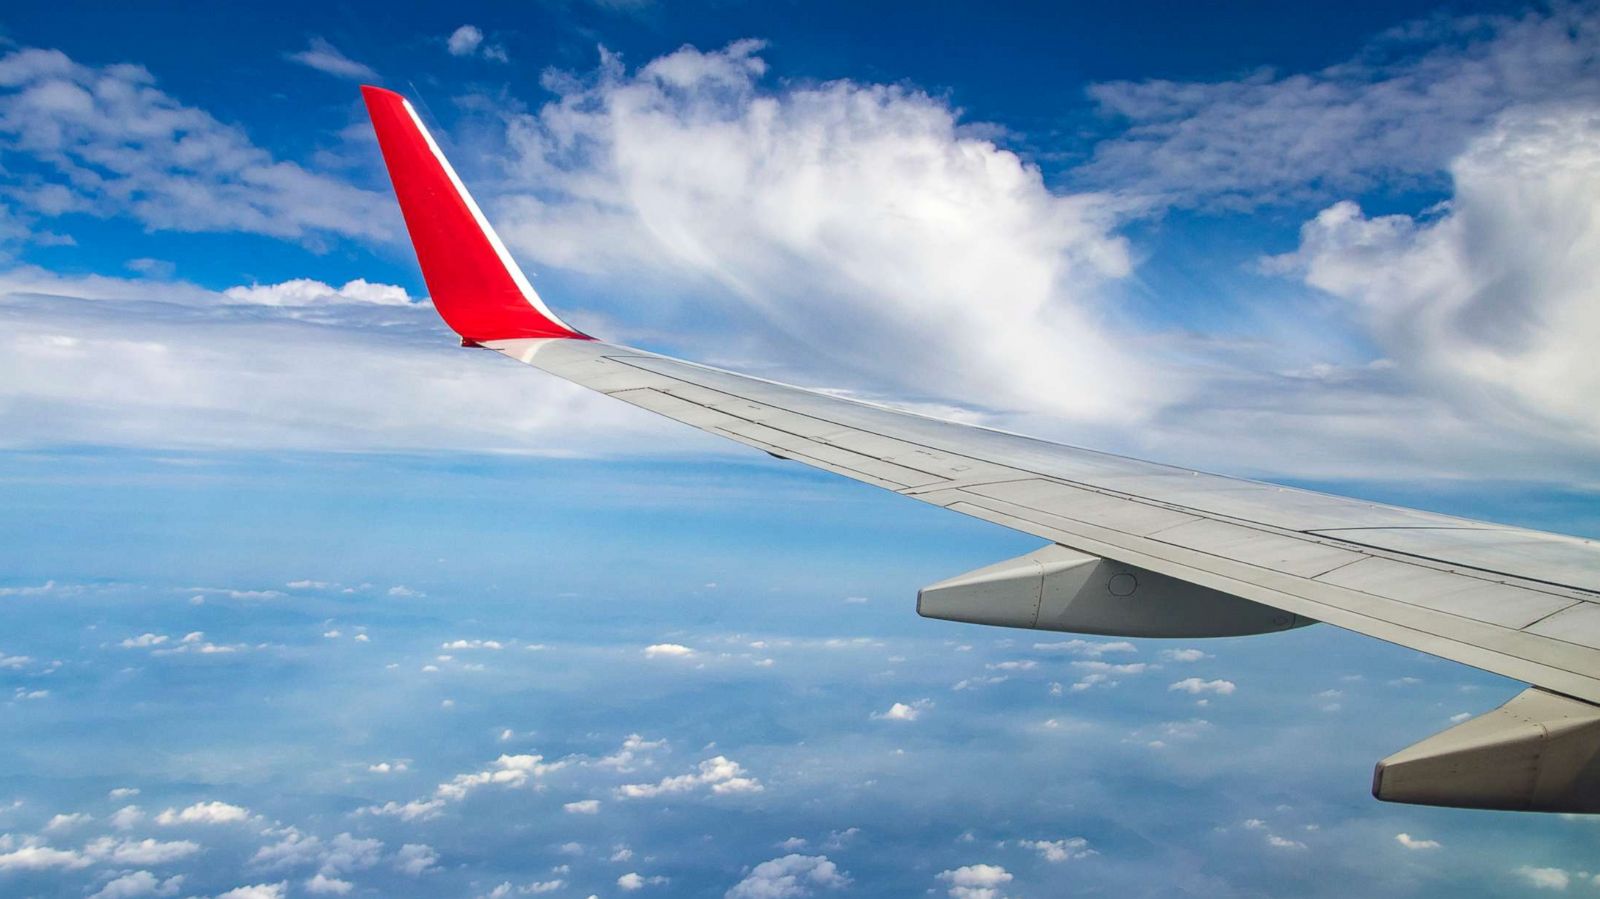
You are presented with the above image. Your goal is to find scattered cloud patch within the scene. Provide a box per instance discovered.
[1395,833,1440,850]
[1018,837,1095,862]
[615,756,762,798]
[223,279,412,307]
[1169,678,1236,695]
[871,699,931,722]
[936,864,1012,899]
[643,643,694,659]
[618,872,668,891]
[725,854,849,899]
[154,801,249,825]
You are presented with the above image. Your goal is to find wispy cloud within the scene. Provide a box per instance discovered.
[286,37,378,81]
[0,47,395,243]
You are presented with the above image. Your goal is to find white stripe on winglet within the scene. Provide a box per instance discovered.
[400,98,578,333]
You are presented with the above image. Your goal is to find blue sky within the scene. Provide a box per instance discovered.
[3,2,1600,897]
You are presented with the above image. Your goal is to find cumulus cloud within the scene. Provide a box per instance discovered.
[1394,833,1440,850]
[1270,106,1600,446]
[1080,7,1600,208]
[0,47,395,243]
[436,754,567,801]
[447,26,484,56]
[365,752,567,820]
[286,38,377,81]
[44,812,91,831]
[88,870,183,899]
[500,40,1162,424]
[563,799,600,814]
[936,864,1012,899]
[1515,866,1571,890]
[445,26,507,62]
[725,854,849,898]
[1169,678,1235,695]
[304,873,353,895]
[154,800,250,825]
[0,835,201,870]
[395,843,439,876]
[615,756,762,798]
[222,279,412,307]
[643,643,694,658]
[871,699,931,722]
[215,885,287,899]
[1032,640,1135,656]
[252,829,382,877]
[1018,838,1094,862]
[618,872,669,890]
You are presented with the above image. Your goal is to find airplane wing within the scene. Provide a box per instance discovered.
[361,86,1600,814]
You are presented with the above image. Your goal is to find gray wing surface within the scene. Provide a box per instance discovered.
[490,337,1600,706]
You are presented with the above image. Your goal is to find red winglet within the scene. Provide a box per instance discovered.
[361,85,588,342]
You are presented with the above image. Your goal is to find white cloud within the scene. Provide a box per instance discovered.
[395,843,439,876]
[436,754,567,801]
[447,26,484,56]
[1271,106,1600,446]
[108,788,139,800]
[89,871,183,899]
[368,761,407,774]
[1265,834,1307,850]
[0,274,697,455]
[501,40,1161,424]
[1032,640,1136,656]
[936,864,1012,899]
[109,805,144,830]
[120,633,168,648]
[0,838,91,870]
[215,885,287,899]
[1159,648,1209,663]
[1080,7,1600,208]
[304,873,353,895]
[0,47,394,242]
[725,854,849,898]
[596,733,667,772]
[1018,838,1094,862]
[872,699,931,722]
[564,799,600,814]
[86,837,201,865]
[618,872,668,891]
[222,279,412,307]
[615,756,762,798]
[360,798,445,821]
[1395,833,1440,850]
[1169,678,1235,696]
[251,830,381,876]
[1516,866,1571,890]
[366,751,567,820]
[286,37,377,80]
[643,643,694,658]
[44,812,92,831]
[0,651,33,669]
[155,800,250,825]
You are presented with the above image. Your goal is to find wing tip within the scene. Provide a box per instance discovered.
[362,86,590,343]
